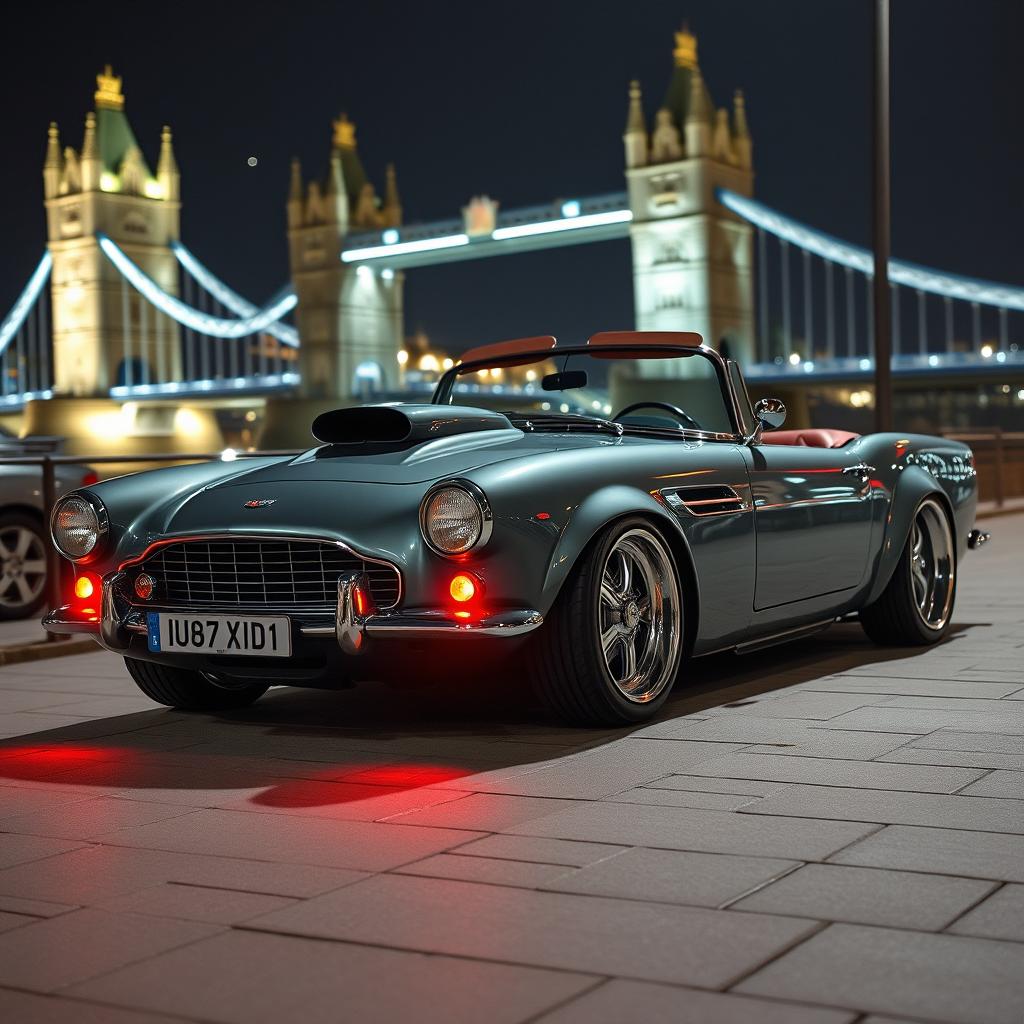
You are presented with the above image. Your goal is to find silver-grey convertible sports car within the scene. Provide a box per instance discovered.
[45,332,985,725]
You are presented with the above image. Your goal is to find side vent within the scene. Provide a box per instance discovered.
[662,485,749,517]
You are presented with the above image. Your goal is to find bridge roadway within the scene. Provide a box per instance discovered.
[0,517,1020,1023]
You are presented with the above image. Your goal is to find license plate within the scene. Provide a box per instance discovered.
[147,613,291,657]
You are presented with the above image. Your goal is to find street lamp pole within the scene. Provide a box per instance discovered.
[873,0,893,431]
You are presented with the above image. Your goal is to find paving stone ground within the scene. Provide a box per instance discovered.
[0,515,1020,1023]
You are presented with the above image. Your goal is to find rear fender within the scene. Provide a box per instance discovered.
[864,464,957,606]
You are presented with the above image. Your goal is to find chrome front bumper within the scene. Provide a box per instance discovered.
[335,571,543,652]
[43,571,544,653]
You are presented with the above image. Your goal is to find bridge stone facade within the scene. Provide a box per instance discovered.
[43,67,182,397]
[286,117,404,400]
[624,28,756,368]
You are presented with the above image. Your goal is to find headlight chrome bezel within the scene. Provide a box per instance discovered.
[50,491,109,563]
[419,479,493,557]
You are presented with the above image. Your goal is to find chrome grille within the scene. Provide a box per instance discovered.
[139,539,400,610]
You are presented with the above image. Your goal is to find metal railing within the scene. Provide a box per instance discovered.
[941,428,1024,508]
[0,450,299,641]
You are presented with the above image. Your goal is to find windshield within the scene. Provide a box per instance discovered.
[434,347,738,437]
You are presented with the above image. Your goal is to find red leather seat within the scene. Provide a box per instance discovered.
[760,428,860,449]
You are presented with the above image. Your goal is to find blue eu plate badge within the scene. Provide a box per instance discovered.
[147,612,161,652]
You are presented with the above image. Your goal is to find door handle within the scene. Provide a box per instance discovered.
[842,463,875,477]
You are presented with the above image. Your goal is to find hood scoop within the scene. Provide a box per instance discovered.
[311,404,513,446]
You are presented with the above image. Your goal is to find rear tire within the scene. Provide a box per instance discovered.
[528,517,684,726]
[860,496,956,646]
[125,658,269,711]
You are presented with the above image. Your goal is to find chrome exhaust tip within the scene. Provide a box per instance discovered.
[967,528,991,550]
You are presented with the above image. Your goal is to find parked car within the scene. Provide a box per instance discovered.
[0,428,97,620]
[44,333,983,724]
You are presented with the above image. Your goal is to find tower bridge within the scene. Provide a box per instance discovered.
[2,30,1022,451]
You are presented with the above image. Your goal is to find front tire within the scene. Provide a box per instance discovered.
[860,496,957,646]
[125,658,269,711]
[529,517,684,726]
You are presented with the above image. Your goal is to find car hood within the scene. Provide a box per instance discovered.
[207,429,616,487]
[126,431,624,554]
[95,428,679,570]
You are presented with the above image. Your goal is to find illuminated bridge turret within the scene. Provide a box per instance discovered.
[623,26,756,368]
[286,114,404,401]
[44,66,182,396]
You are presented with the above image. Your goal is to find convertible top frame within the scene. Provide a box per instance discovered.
[432,335,753,442]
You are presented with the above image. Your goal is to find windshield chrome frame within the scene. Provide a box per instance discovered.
[431,343,749,442]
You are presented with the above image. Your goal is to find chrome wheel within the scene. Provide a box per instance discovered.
[0,525,47,612]
[598,528,681,703]
[909,498,955,631]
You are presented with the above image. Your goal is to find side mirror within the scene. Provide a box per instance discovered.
[754,397,787,431]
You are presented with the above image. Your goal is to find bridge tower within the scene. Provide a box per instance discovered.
[43,67,182,396]
[625,27,755,363]
[287,115,403,400]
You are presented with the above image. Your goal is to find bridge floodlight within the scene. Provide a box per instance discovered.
[561,200,581,218]
[492,208,632,241]
[342,233,470,263]
[382,229,400,245]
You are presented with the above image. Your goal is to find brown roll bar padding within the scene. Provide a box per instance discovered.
[459,335,558,367]
[588,331,704,348]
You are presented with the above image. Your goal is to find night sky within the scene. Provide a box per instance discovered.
[5,0,1021,358]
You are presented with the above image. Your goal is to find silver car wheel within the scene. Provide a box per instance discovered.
[909,498,955,631]
[0,525,47,611]
[598,527,681,704]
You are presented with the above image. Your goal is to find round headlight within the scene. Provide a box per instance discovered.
[51,495,104,561]
[420,483,491,555]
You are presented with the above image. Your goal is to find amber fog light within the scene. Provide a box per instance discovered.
[449,573,481,603]
[134,573,156,600]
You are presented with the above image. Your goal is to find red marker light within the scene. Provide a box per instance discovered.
[353,586,368,617]
[74,575,96,600]
[449,573,479,603]
[81,471,100,486]
[535,512,551,521]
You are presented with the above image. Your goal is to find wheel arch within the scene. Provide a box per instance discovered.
[540,486,700,656]
[864,467,957,607]
[0,504,45,526]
